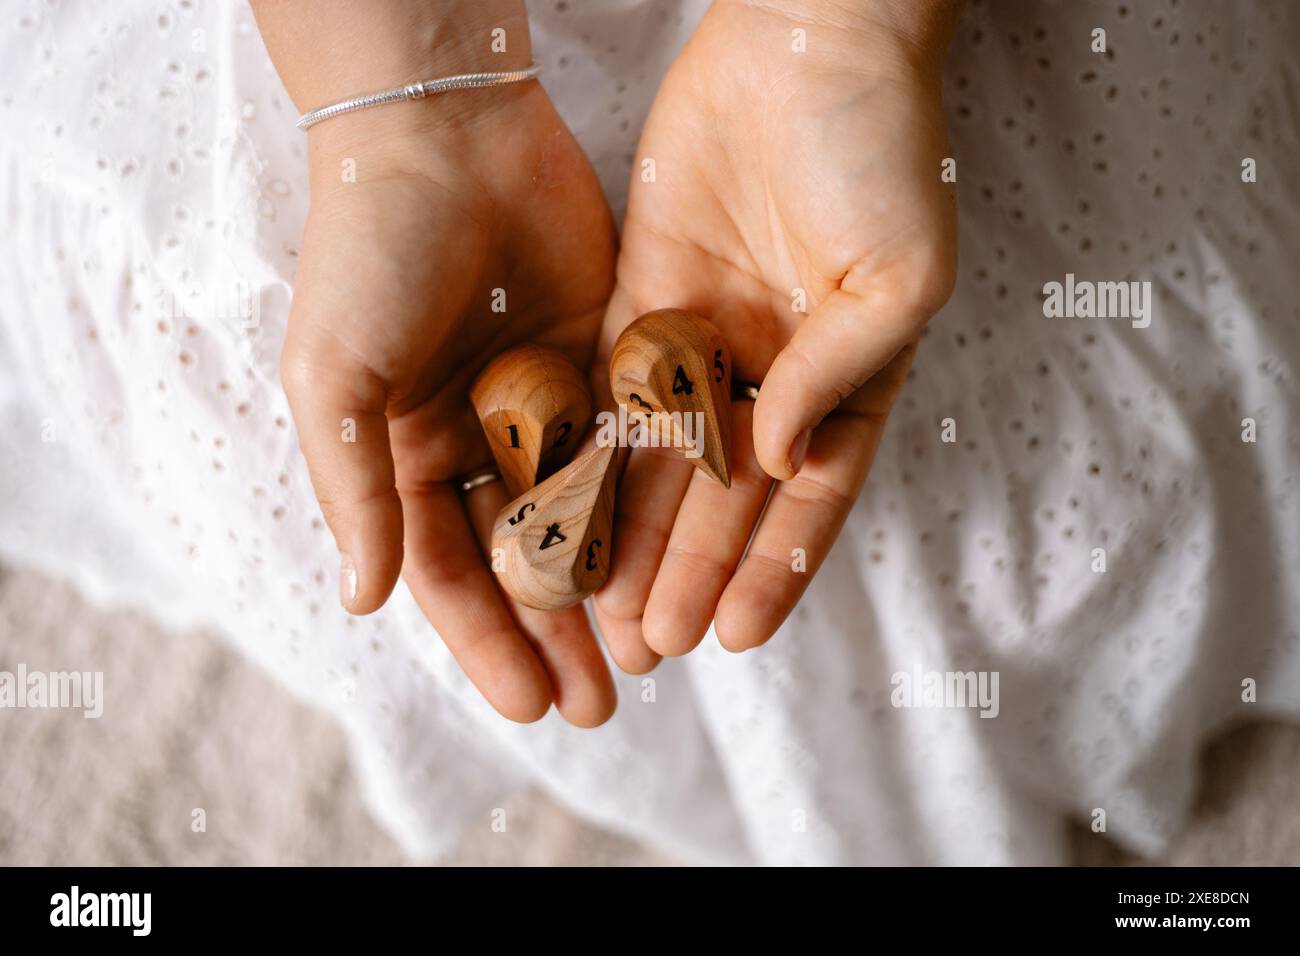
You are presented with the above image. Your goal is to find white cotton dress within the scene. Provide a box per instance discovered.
[1,0,1297,864]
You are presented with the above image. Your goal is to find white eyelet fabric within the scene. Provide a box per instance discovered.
[0,0,1296,864]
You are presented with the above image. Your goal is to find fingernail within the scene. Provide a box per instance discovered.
[340,552,357,607]
[787,429,812,475]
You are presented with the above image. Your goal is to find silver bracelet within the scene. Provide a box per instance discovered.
[296,61,543,131]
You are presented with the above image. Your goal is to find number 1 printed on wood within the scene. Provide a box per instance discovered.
[470,345,593,498]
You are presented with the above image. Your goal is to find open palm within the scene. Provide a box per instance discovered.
[283,84,618,725]
[593,0,959,669]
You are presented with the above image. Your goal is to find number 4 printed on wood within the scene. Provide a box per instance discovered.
[609,309,733,486]
[490,445,618,610]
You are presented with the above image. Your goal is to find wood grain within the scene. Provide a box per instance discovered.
[608,308,732,486]
[470,344,593,499]
[491,444,617,610]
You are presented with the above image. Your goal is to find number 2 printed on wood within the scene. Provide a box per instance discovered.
[471,345,593,498]
[608,309,733,486]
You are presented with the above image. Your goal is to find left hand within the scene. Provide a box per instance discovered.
[255,0,621,726]
[593,0,962,670]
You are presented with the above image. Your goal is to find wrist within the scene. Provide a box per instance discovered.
[734,0,963,74]
[253,0,536,186]
[253,0,530,104]
[300,81,550,202]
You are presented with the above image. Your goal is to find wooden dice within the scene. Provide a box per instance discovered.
[473,311,734,610]
[608,308,732,486]
[471,345,593,499]
[490,445,618,610]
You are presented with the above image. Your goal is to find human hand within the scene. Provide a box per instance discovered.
[593,0,962,669]
[256,0,618,725]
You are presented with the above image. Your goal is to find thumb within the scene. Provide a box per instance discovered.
[281,331,403,614]
[753,259,951,480]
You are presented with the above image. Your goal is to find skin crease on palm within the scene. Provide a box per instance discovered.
[253,0,960,728]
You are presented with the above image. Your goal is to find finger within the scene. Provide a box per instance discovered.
[281,336,403,614]
[592,445,694,674]
[716,345,915,651]
[591,284,688,674]
[463,477,617,729]
[642,401,772,656]
[400,481,553,723]
[753,257,949,481]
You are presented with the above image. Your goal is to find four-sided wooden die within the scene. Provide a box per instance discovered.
[607,308,732,487]
[470,344,593,499]
[490,445,618,610]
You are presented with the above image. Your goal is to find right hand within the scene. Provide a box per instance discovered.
[592,0,960,667]
[257,1,619,726]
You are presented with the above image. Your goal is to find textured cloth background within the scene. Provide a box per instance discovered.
[1,562,1297,865]
[0,1,1297,864]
